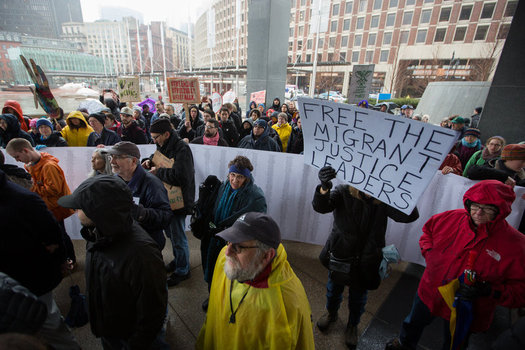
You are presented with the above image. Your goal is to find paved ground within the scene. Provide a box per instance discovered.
[53,235,512,349]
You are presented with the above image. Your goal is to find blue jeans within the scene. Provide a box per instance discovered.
[400,293,470,350]
[166,214,189,275]
[326,275,368,326]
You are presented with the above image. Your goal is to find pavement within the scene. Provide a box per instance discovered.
[53,234,512,350]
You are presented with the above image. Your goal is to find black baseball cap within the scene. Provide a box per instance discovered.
[217,212,281,249]
[103,141,140,159]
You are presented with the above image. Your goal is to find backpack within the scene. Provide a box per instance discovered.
[190,175,222,240]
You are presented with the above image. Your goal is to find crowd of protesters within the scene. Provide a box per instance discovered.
[0,93,524,350]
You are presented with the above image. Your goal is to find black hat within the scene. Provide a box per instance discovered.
[150,118,172,134]
[104,141,140,159]
[217,212,281,249]
[88,113,106,126]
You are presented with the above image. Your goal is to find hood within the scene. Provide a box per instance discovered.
[463,180,515,223]
[249,101,257,109]
[2,100,23,119]
[0,114,22,140]
[242,119,254,127]
[271,98,281,108]
[66,111,89,128]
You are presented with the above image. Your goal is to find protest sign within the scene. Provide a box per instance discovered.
[250,90,266,105]
[167,77,201,104]
[211,92,222,113]
[222,90,236,104]
[298,97,458,214]
[348,65,374,104]
[117,76,140,102]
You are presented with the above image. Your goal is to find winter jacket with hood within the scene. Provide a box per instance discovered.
[177,110,204,142]
[272,122,292,152]
[25,152,74,222]
[0,114,35,148]
[60,111,94,147]
[218,118,239,147]
[196,244,315,350]
[0,169,65,297]
[87,127,121,147]
[36,131,68,147]
[286,125,304,154]
[418,180,525,332]
[313,184,419,290]
[467,158,525,187]
[149,130,195,215]
[117,120,148,145]
[245,101,257,119]
[2,100,29,132]
[237,125,281,152]
[270,97,281,113]
[239,119,253,139]
[75,176,167,348]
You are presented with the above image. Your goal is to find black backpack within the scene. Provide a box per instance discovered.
[190,175,222,239]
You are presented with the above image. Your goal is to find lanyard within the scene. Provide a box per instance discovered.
[229,280,251,324]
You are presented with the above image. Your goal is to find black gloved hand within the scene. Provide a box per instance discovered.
[456,281,492,302]
[131,203,146,222]
[318,166,337,191]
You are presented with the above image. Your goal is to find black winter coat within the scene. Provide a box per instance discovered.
[126,166,172,250]
[467,158,525,187]
[0,169,65,296]
[35,132,68,147]
[219,119,239,147]
[150,130,196,215]
[118,121,148,145]
[312,184,419,289]
[87,128,121,146]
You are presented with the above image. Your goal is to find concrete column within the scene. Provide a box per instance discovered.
[342,70,351,97]
[246,0,291,110]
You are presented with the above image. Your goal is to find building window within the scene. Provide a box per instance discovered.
[343,19,350,31]
[329,37,336,47]
[474,25,489,40]
[341,36,348,47]
[298,26,304,36]
[459,5,472,21]
[389,0,398,7]
[356,17,365,29]
[403,11,413,25]
[505,1,518,17]
[306,54,311,62]
[352,51,359,62]
[359,0,367,12]
[339,52,346,62]
[300,0,305,5]
[328,53,334,61]
[383,32,392,45]
[416,29,427,43]
[371,15,380,28]
[333,3,340,15]
[406,0,415,5]
[345,1,353,14]
[331,21,338,32]
[434,28,446,42]
[365,50,373,62]
[498,23,511,39]
[421,9,431,24]
[386,13,396,26]
[354,34,362,46]
[297,40,303,50]
[373,0,382,10]
[319,38,324,48]
[289,27,294,36]
[299,11,305,21]
[368,33,377,45]
[380,49,389,62]
[307,39,312,49]
[439,7,451,22]
[481,3,495,19]
[454,27,467,41]
[400,30,409,44]
[289,42,293,50]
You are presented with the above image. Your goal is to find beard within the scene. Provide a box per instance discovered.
[204,130,215,138]
[224,254,265,282]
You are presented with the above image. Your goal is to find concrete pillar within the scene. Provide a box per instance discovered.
[342,70,351,97]
[479,1,525,143]
[246,0,290,110]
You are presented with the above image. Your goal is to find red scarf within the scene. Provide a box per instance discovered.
[203,132,220,146]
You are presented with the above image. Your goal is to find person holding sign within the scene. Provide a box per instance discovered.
[313,166,419,349]
[142,119,195,287]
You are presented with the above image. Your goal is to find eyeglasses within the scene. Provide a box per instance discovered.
[108,154,133,160]
[227,242,258,254]
[205,125,216,129]
[470,203,498,215]
[151,134,162,141]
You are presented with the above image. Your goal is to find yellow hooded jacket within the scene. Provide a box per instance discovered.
[60,111,94,146]
[271,123,292,152]
[196,244,315,350]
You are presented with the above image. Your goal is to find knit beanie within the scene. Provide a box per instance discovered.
[500,144,525,161]
[36,118,53,130]
[150,118,172,134]
[88,113,106,126]
[464,128,481,138]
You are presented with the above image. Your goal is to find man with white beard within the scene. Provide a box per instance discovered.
[196,212,315,350]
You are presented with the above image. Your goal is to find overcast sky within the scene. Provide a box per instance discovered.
[80,0,212,27]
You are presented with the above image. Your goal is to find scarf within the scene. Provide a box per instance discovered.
[203,132,220,146]
[481,147,501,161]
[461,138,481,149]
[214,182,238,224]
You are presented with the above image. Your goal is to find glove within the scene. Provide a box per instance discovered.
[35,144,47,150]
[318,166,337,191]
[131,203,146,222]
[456,281,492,302]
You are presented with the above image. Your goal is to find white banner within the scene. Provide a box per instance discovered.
[298,97,458,214]
[4,146,524,266]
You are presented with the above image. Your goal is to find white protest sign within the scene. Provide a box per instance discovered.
[222,90,236,104]
[298,97,458,214]
[211,92,222,113]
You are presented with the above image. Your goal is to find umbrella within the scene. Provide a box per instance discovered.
[78,98,106,115]
[137,98,156,113]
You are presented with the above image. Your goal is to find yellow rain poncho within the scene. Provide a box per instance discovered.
[196,244,315,350]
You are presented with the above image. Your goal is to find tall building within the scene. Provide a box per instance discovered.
[193,0,517,97]
[0,32,22,83]
[0,0,82,39]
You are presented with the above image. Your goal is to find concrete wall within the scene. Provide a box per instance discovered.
[247,0,290,110]
[414,81,491,126]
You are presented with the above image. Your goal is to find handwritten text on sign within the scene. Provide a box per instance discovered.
[167,77,201,104]
[118,76,140,102]
[298,97,458,214]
